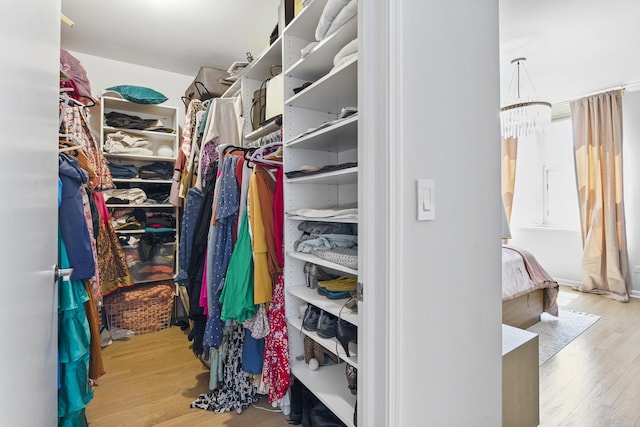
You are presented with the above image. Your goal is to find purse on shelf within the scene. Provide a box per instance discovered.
[183,66,231,108]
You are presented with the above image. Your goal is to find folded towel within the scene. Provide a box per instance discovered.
[315,0,351,41]
[325,0,357,40]
[334,38,358,67]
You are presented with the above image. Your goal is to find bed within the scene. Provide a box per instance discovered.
[502,244,559,329]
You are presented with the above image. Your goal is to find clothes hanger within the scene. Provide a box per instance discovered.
[58,133,86,152]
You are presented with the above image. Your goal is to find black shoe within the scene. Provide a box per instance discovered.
[302,305,321,331]
[336,319,357,357]
[316,311,337,338]
[346,364,357,395]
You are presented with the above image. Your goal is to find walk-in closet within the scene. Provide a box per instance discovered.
[3,1,502,426]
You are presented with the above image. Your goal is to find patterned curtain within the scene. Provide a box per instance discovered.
[570,90,630,302]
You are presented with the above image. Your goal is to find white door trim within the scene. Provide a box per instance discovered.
[359,0,404,425]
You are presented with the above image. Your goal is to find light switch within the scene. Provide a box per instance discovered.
[417,179,435,221]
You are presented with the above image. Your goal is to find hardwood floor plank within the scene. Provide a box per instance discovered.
[539,286,640,426]
[85,327,289,426]
[87,286,640,425]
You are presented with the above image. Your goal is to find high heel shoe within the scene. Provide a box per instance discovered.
[335,319,357,357]
[346,364,357,396]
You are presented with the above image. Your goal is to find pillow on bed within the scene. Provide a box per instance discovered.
[315,0,351,41]
[105,85,168,104]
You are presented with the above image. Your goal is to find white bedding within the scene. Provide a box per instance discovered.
[502,247,534,299]
[502,245,560,317]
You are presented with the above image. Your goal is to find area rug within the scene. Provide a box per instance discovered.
[526,309,600,365]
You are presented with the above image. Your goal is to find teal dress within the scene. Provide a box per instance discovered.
[58,231,92,427]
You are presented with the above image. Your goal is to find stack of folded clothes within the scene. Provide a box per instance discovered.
[138,161,173,180]
[105,111,173,133]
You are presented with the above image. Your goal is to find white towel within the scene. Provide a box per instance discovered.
[333,38,358,67]
[325,0,357,40]
[315,0,351,41]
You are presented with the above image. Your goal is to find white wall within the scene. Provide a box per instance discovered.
[622,90,640,297]
[66,50,193,122]
[362,0,502,424]
[510,90,640,297]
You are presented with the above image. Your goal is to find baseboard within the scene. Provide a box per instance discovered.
[554,278,582,288]
[557,278,640,299]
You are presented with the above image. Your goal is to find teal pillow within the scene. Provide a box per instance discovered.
[105,85,168,104]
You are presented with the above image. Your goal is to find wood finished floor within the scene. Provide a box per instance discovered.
[85,327,290,427]
[540,286,640,426]
[87,286,640,426]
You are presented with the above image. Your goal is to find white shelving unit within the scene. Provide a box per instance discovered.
[282,1,359,425]
[100,96,179,158]
[99,96,180,285]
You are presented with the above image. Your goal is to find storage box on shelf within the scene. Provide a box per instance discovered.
[282,1,360,425]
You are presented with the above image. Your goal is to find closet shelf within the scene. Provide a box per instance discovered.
[106,203,175,208]
[286,167,358,185]
[245,120,281,141]
[287,284,359,326]
[103,126,177,139]
[290,359,356,427]
[283,0,329,40]
[103,153,176,162]
[286,17,358,81]
[287,251,358,275]
[114,229,175,234]
[286,114,357,152]
[288,316,358,369]
[242,37,283,81]
[285,57,357,114]
[112,178,173,184]
[132,276,177,286]
[286,214,357,224]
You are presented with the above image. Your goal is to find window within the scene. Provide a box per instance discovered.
[511,118,580,229]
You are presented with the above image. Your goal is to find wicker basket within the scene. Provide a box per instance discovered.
[102,281,175,335]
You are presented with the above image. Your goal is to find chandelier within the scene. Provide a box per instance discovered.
[500,57,551,139]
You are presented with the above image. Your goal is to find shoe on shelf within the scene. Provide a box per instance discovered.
[346,364,357,395]
[318,276,357,292]
[316,310,338,338]
[302,305,321,331]
[317,287,351,300]
[336,319,357,357]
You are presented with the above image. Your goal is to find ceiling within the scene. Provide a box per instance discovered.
[61,0,281,77]
[61,0,640,105]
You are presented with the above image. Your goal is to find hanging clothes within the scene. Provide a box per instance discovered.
[58,233,92,427]
[190,323,258,414]
[58,154,95,281]
[93,192,133,296]
[262,167,291,404]
[219,210,256,322]
[59,103,114,192]
[248,169,272,304]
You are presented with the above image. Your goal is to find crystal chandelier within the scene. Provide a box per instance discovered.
[500,57,551,139]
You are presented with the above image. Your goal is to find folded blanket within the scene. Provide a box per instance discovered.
[315,0,351,41]
[333,52,358,70]
[334,38,358,67]
[325,0,357,40]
